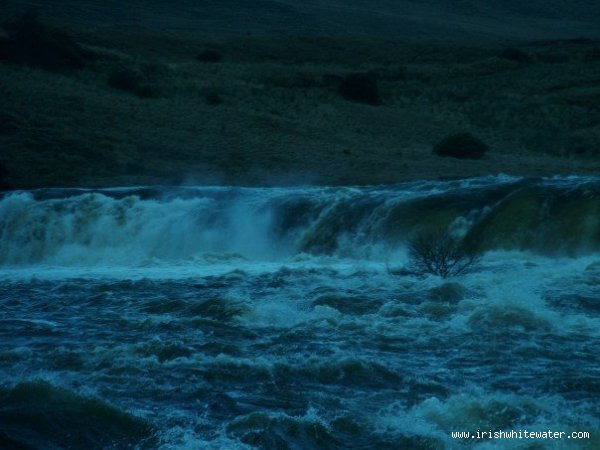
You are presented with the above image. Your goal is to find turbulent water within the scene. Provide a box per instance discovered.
[0,175,599,449]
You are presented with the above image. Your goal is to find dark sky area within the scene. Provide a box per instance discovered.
[3,0,600,39]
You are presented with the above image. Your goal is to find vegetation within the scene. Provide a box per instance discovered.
[433,133,488,159]
[407,231,481,278]
[107,69,158,98]
[197,50,222,63]
[0,12,89,72]
[205,90,223,105]
[0,162,9,190]
[338,73,381,105]
[498,47,531,63]
[1,21,599,188]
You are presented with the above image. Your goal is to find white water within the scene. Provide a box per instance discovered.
[0,178,598,449]
[0,176,528,267]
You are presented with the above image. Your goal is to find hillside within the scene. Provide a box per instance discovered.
[2,0,600,39]
[1,14,599,188]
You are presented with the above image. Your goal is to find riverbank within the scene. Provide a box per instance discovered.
[1,18,599,188]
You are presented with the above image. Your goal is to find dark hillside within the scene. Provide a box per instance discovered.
[2,0,599,39]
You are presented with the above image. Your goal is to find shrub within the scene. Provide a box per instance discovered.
[584,49,600,62]
[205,90,222,105]
[197,50,222,63]
[498,47,531,63]
[433,133,488,159]
[0,162,10,190]
[0,36,11,61]
[0,112,22,135]
[108,69,158,98]
[322,73,343,86]
[338,73,381,105]
[407,231,481,278]
[537,52,570,64]
[1,11,88,71]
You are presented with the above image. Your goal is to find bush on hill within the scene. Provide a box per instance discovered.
[205,90,223,105]
[197,50,222,63]
[0,162,10,190]
[1,11,89,72]
[108,69,159,98]
[338,73,381,105]
[433,133,488,159]
[498,47,531,63]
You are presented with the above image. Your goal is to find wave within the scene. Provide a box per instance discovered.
[1,176,599,266]
[0,381,155,449]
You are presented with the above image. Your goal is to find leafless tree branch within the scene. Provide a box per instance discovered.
[407,231,480,278]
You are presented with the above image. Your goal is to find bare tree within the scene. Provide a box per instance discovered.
[407,231,480,278]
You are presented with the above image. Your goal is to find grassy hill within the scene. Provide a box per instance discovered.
[2,0,600,39]
[0,6,599,188]
[1,14,599,188]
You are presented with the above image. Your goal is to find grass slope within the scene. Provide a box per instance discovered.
[2,0,600,39]
[0,18,599,188]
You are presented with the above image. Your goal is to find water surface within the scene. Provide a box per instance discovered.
[1,176,599,449]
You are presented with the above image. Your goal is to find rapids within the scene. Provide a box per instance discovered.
[0,176,598,449]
